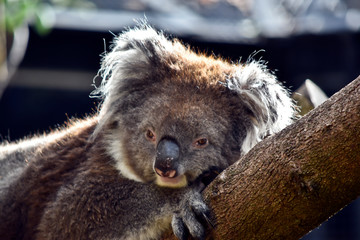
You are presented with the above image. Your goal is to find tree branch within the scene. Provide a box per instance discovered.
[163,76,360,239]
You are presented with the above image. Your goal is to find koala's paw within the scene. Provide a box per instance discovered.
[171,191,211,240]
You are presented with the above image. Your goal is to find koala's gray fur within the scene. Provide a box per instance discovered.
[0,23,295,240]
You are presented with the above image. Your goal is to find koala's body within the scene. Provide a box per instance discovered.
[0,24,295,240]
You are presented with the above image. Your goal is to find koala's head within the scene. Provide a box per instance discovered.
[92,23,295,188]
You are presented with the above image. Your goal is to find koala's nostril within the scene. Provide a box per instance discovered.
[155,168,177,178]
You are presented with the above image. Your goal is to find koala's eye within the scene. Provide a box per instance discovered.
[193,138,209,149]
[145,129,156,142]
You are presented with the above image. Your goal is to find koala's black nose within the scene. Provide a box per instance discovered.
[155,138,180,177]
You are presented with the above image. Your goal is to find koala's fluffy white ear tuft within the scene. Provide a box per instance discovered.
[226,60,296,154]
[90,23,180,138]
[90,22,186,136]
[91,23,173,100]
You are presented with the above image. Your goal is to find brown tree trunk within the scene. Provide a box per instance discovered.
[162,76,360,239]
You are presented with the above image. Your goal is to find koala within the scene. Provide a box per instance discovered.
[0,23,295,240]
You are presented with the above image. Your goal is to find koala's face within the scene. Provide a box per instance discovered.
[109,80,249,188]
[97,25,294,188]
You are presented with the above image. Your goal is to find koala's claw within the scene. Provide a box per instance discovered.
[172,191,210,240]
[201,211,215,229]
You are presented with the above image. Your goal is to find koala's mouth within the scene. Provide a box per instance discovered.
[155,174,188,188]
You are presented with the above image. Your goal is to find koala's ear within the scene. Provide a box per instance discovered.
[91,22,175,99]
[90,23,180,138]
[226,60,295,153]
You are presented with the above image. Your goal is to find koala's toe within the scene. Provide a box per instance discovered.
[182,208,205,240]
[189,192,210,216]
[189,192,215,228]
[172,189,212,239]
[171,214,188,240]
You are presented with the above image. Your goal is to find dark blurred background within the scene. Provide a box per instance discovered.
[1,0,359,239]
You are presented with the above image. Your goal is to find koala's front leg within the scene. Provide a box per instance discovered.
[171,187,211,240]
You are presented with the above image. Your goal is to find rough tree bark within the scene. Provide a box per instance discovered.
[162,76,360,240]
